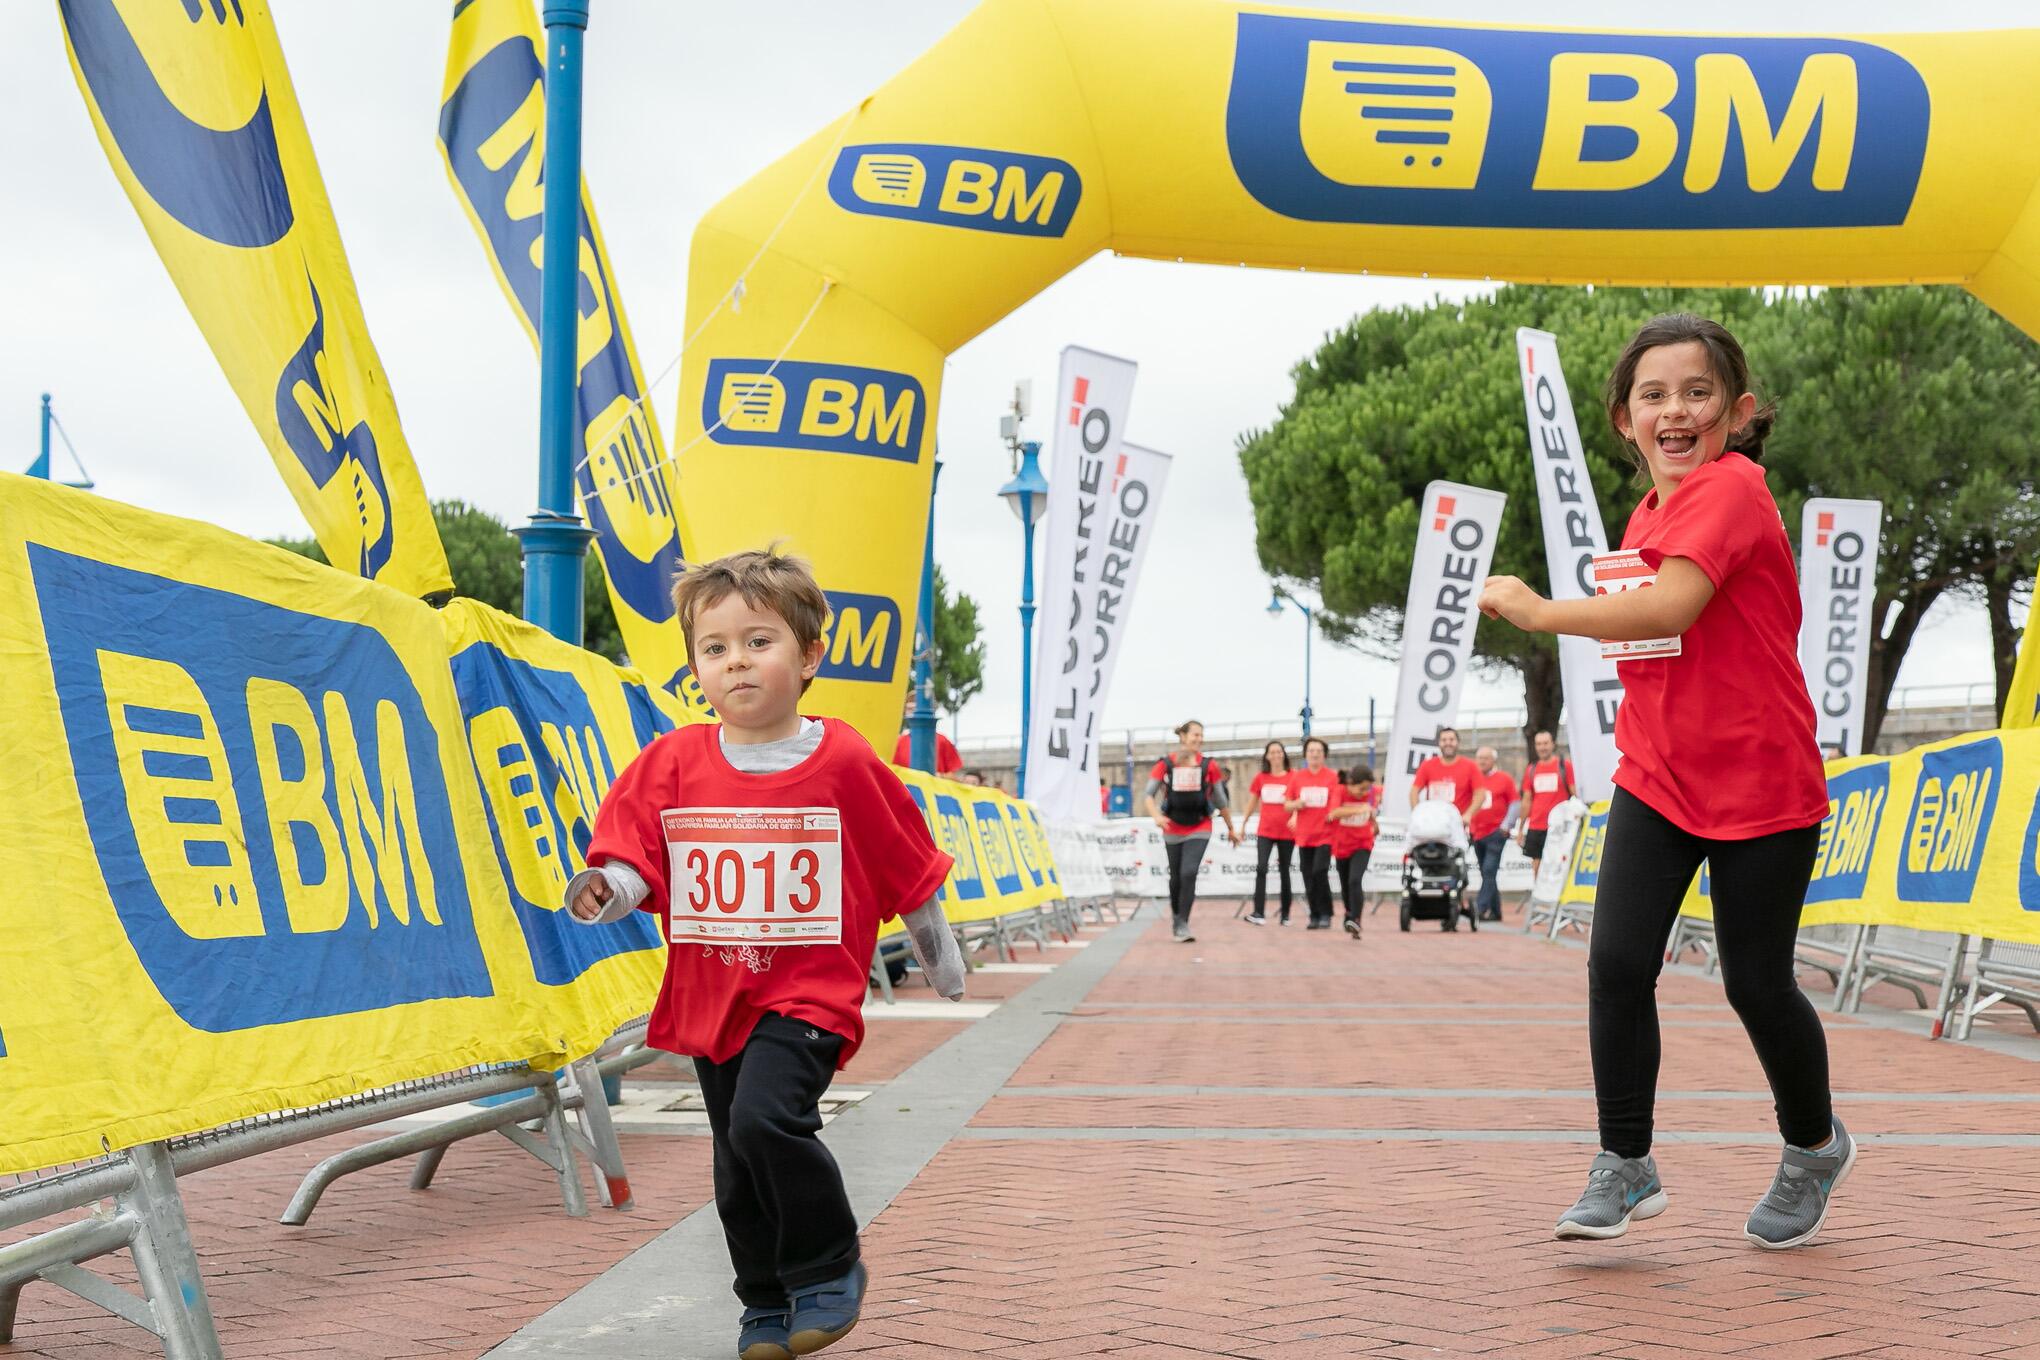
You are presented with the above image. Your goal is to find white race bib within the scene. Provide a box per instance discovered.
[1533,772,1560,794]
[1424,780,1458,803]
[1592,550,1682,659]
[664,807,843,947]
[1262,783,1286,804]
[1301,785,1329,808]
[1170,765,1204,793]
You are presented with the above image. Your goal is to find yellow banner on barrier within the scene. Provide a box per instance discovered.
[892,768,1064,931]
[438,0,707,712]
[440,601,669,1058]
[57,0,452,600]
[0,476,543,1174]
[679,0,2040,748]
[1562,731,2040,947]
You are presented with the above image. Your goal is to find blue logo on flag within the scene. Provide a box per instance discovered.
[818,591,902,684]
[1807,764,1889,904]
[1896,738,2001,903]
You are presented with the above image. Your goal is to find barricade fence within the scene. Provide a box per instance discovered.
[1555,731,2040,1041]
[0,477,1101,1356]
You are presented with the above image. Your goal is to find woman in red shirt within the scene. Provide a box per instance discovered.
[1282,737,1343,930]
[1243,741,1296,925]
[1480,314,1850,1253]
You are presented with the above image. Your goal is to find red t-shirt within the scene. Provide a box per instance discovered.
[1287,766,1342,848]
[1469,769,1519,841]
[1249,770,1296,840]
[1330,785,1381,858]
[1411,755,1478,813]
[1615,452,1827,838]
[1151,755,1223,835]
[891,730,962,775]
[588,719,953,1068]
[1523,757,1575,830]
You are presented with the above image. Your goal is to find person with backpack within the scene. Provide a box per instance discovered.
[1144,719,1241,942]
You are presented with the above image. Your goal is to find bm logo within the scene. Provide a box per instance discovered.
[819,591,901,684]
[1227,15,1928,229]
[704,359,925,463]
[1896,738,2000,903]
[1569,808,1608,888]
[1807,764,1888,904]
[828,143,1080,237]
[30,547,492,1032]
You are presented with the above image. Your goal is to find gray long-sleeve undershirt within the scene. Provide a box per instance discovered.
[565,718,965,999]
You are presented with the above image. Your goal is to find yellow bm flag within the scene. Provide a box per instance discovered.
[57,0,452,599]
[439,0,708,715]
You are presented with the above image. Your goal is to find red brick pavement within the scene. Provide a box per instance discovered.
[6,901,2037,1359]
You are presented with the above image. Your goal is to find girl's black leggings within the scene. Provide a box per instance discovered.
[1253,835,1294,918]
[1589,787,1832,1157]
[1297,844,1335,924]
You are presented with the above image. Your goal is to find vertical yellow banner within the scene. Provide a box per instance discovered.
[56,0,452,598]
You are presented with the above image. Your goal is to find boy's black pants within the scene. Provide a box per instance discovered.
[693,1012,859,1307]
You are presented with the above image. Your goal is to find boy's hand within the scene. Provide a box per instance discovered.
[569,873,612,921]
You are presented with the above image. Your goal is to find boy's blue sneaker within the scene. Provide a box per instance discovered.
[1745,1119,1856,1250]
[788,1261,866,1355]
[1554,1150,1667,1240]
[737,1305,792,1360]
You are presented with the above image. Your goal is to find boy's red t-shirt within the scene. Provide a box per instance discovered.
[1469,768,1519,841]
[1523,757,1575,830]
[1330,785,1381,858]
[1249,770,1295,840]
[1410,755,1478,812]
[1615,452,1827,839]
[1287,766,1342,848]
[587,718,953,1068]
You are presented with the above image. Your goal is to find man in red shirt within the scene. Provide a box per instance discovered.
[1515,729,1577,875]
[1408,725,1478,824]
[890,694,962,774]
[1468,747,1518,921]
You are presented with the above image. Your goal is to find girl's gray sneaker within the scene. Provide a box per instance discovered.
[1745,1119,1856,1250]
[1554,1150,1667,1240]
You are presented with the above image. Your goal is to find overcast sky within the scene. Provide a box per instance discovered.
[4,1,2029,747]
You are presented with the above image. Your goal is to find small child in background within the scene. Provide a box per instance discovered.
[566,547,966,1360]
[1327,765,1381,939]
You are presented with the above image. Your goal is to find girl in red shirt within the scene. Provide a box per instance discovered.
[1480,314,1850,1253]
[1282,737,1343,930]
[1243,740,1296,925]
[1328,765,1381,938]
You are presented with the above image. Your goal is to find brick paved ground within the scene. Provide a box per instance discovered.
[5,899,2038,1358]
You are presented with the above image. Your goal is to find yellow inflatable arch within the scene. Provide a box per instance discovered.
[666,0,2040,745]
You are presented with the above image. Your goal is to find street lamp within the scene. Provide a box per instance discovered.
[1267,589,1313,738]
[907,459,943,772]
[999,439,1048,797]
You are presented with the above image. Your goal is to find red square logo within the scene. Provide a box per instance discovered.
[1434,494,1456,531]
[1816,510,1834,547]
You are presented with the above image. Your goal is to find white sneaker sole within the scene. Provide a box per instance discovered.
[1554,1187,1667,1240]
[1745,1137,1856,1251]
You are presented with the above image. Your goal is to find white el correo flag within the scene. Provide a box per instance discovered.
[1798,498,1883,755]
[1024,346,1164,821]
[1380,481,1507,813]
[1517,329,1622,799]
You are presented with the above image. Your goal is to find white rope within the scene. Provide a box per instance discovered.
[570,104,863,487]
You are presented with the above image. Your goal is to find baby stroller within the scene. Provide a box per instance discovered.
[1400,799,1476,932]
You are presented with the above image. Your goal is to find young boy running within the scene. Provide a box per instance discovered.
[567,548,966,1359]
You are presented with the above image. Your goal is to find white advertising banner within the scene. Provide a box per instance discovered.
[1026,347,1169,823]
[1517,329,1622,800]
[1798,498,1883,756]
[1380,481,1507,814]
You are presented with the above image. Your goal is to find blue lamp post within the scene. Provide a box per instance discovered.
[1268,590,1314,738]
[907,460,943,771]
[999,440,1048,797]
[514,0,598,645]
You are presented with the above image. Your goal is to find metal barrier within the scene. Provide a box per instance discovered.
[1665,915,1718,973]
[1793,923,1862,1005]
[1839,926,1970,1034]
[1952,937,2040,1041]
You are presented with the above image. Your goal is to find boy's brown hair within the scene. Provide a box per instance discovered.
[670,545,832,692]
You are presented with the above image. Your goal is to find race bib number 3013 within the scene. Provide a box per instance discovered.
[663,807,844,947]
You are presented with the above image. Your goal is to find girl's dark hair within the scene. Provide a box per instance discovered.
[1175,719,1202,740]
[1344,765,1374,784]
[1604,313,1776,482]
[1262,740,1288,774]
[1303,736,1330,760]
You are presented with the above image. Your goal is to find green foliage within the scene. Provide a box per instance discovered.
[266,499,626,661]
[930,565,985,717]
[1239,284,2040,745]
